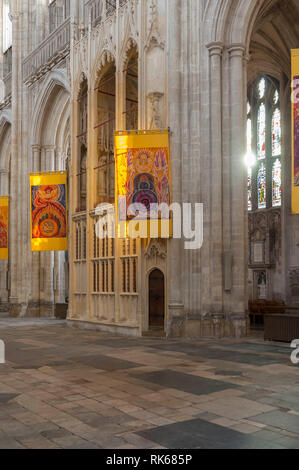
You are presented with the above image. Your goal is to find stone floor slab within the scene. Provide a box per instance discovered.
[0,321,298,449]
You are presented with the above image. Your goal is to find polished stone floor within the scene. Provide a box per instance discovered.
[0,319,298,449]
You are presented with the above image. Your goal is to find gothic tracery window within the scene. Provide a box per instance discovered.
[247,76,282,211]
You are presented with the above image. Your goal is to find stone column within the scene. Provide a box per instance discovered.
[68,94,79,319]
[167,0,184,336]
[0,2,3,79]
[29,144,41,316]
[0,168,9,311]
[56,0,64,27]
[114,64,122,325]
[280,73,299,306]
[207,42,224,319]
[9,2,22,316]
[0,168,9,196]
[54,146,66,307]
[228,44,248,335]
[39,145,55,317]
[70,0,79,42]
[32,144,41,173]
[35,0,47,46]
[85,52,94,322]
[54,251,66,304]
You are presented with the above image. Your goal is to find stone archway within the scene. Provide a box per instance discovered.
[202,0,299,331]
[29,77,70,318]
[0,118,11,313]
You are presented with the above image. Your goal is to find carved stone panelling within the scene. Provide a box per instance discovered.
[145,239,167,260]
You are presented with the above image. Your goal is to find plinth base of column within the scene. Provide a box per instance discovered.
[39,302,55,318]
[0,302,9,313]
[25,301,41,318]
[166,303,185,337]
[9,303,26,317]
[166,312,248,339]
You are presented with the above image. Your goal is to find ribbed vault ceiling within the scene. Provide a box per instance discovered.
[249,0,299,81]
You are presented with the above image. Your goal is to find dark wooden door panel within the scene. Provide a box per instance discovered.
[149,269,165,329]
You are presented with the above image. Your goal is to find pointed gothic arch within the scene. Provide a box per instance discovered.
[201,0,299,327]
[31,70,70,146]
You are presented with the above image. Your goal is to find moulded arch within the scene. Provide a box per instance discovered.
[91,50,116,90]
[0,118,11,173]
[31,70,70,145]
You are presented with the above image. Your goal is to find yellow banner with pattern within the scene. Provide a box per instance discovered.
[30,172,68,252]
[0,197,9,260]
[115,130,172,238]
[292,49,299,214]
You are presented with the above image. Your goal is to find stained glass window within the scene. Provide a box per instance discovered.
[272,159,282,207]
[272,108,281,157]
[257,104,266,160]
[258,78,266,99]
[247,77,282,211]
[258,163,266,209]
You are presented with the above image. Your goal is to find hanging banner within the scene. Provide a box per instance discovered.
[0,197,9,260]
[30,172,68,252]
[115,130,172,238]
[292,49,299,214]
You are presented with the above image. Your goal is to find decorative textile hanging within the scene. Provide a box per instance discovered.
[30,172,68,252]
[115,130,172,238]
[0,197,9,260]
[292,49,299,214]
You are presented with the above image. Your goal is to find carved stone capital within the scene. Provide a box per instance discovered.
[228,44,246,58]
[206,42,224,57]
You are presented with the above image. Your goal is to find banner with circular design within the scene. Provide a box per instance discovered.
[30,172,68,252]
[115,130,172,238]
[0,197,9,260]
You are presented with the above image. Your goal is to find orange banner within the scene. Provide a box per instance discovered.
[292,49,299,213]
[0,197,9,260]
[30,172,68,252]
[115,130,172,238]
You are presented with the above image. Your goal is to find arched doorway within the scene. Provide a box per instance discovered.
[149,269,165,330]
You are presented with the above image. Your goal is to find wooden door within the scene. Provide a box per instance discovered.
[149,269,165,329]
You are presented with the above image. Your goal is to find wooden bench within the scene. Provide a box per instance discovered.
[264,314,299,342]
[249,300,286,329]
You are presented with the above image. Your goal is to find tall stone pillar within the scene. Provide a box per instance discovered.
[0,2,3,80]
[85,84,94,322]
[167,0,184,336]
[228,44,248,335]
[35,0,47,47]
[207,43,224,318]
[28,144,42,316]
[0,168,9,311]
[0,168,9,196]
[39,145,55,317]
[9,2,22,316]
